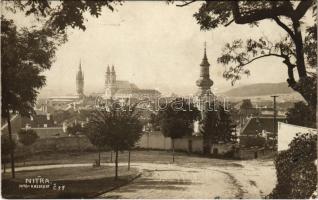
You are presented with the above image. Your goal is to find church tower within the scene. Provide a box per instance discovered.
[111,65,116,84]
[196,43,214,97]
[195,43,215,155]
[104,65,117,99]
[76,61,84,97]
[106,65,111,84]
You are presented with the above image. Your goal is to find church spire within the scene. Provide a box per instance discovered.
[106,65,110,73]
[79,59,82,71]
[196,42,213,97]
[77,60,83,79]
[106,65,111,84]
[76,59,84,97]
[110,65,116,84]
[111,65,115,73]
[201,41,210,67]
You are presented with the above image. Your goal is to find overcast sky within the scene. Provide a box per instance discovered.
[3,1,313,97]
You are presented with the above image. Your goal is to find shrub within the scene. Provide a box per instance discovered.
[268,133,317,199]
[239,136,266,148]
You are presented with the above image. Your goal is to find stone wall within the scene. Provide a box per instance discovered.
[174,136,203,153]
[137,131,171,150]
[137,131,204,153]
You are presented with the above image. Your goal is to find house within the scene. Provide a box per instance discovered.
[21,110,56,128]
[239,116,286,148]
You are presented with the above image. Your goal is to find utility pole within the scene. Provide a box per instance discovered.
[271,95,278,149]
[271,96,278,134]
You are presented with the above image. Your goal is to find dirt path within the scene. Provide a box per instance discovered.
[6,159,276,198]
[99,161,275,199]
[99,163,237,199]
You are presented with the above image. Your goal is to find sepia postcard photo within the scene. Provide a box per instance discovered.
[1,0,317,199]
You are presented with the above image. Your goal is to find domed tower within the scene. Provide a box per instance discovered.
[196,43,213,97]
[76,61,84,97]
[195,43,215,155]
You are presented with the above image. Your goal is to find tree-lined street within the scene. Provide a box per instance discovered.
[4,151,275,199]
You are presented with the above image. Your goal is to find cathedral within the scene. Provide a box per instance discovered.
[74,61,161,100]
[103,65,161,100]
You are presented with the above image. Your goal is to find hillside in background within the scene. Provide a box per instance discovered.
[222,82,295,97]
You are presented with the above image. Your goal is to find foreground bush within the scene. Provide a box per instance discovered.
[268,133,317,199]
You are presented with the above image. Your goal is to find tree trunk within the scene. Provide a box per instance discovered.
[291,77,316,109]
[147,132,149,151]
[287,19,317,110]
[77,136,81,152]
[115,149,118,180]
[6,112,15,178]
[3,163,6,174]
[23,146,26,166]
[98,149,101,166]
[110,151,113,163]
[172,139,175,163]
[292,20,307,78]
[128,151,131,171]
[203,131,211,155]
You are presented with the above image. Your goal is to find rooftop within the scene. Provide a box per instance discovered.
[241,116,286,135]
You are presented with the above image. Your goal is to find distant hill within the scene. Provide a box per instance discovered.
[222,82,295,97]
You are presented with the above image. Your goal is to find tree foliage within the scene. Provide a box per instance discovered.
[85,105,142,178]
[3,0,122,33]
[86,106,142,151]
[66,123,84,135]
[269,133,317,198]
[240,99,253,110]
[53,110,72,125]
[175,1,317,109]
[200,103,237,154]
[1,17,63,118]
[286,101,316,128]
[158,98,199,139]
[304,24,317,68]
[149,113,160,131]
[158,98,199,161]
[1,16,63,178]
[18,129,39,146]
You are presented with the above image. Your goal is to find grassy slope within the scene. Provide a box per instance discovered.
[2,166,139,199]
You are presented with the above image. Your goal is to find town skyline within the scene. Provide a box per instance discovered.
[4,1,313,97]
[2,1,316,199]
